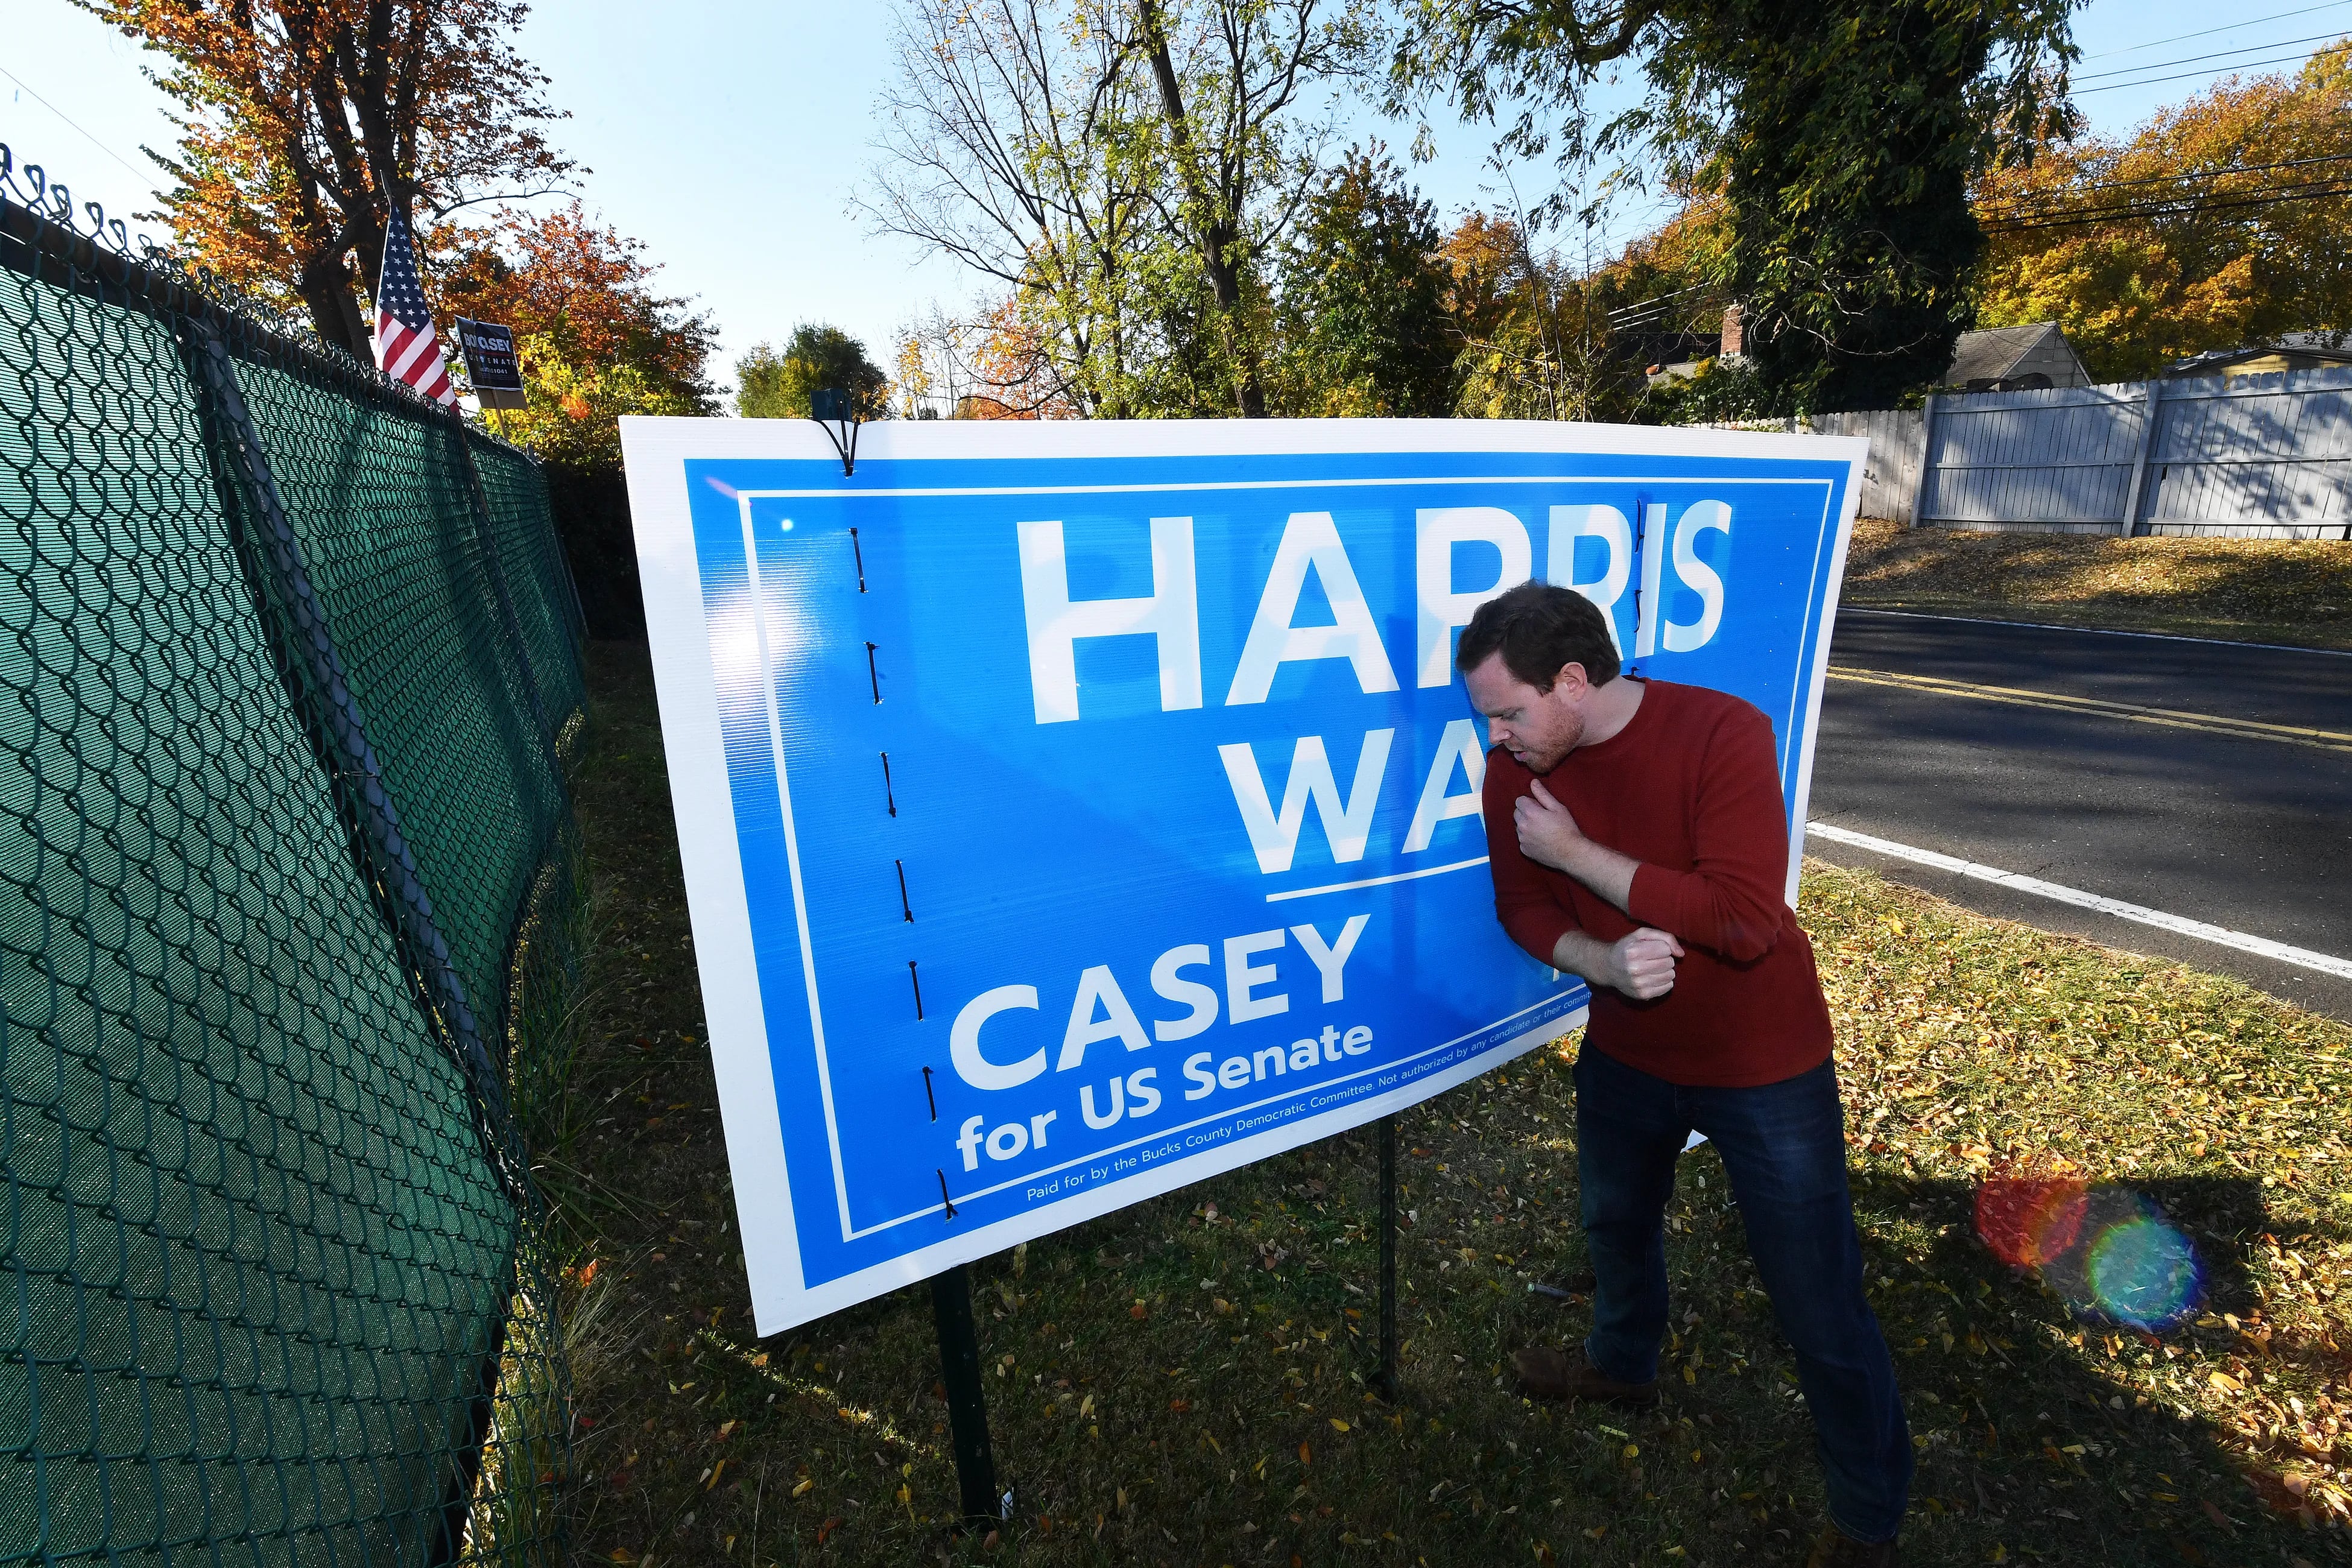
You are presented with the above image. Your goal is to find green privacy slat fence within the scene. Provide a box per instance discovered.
[0,148,581,1567]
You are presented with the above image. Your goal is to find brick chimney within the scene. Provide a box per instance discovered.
[1721,303,1745,359]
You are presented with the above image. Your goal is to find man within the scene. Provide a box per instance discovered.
[1458,580,1909,1568]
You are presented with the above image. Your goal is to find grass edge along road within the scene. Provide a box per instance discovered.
[551,643,2351,1568]
[1841,519,2352,653]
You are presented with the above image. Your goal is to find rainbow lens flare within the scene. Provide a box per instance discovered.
[1975,1171,2205,1333]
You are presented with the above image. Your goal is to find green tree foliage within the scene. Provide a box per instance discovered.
[865,0,1371,419]
[736,326,891,420]
[1270,149,1458,416]
[1394,0,2078,413]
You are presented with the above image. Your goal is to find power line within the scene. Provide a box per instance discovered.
[2075,28,2351,82]
[0,63,160,195]
[2082,1,2350,60]
[1984,180,2352,233]
[2074,48,2331,93]
[1979,152,2352,217]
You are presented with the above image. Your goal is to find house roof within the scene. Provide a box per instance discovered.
[2168,341,2352,376]
[1944,321,2067,386]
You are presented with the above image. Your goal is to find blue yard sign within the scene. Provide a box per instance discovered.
[620,419,1863,1334]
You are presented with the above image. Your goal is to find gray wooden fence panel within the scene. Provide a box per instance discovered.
[1803,408,1924,522]
[2143,371,2352,536]
[1922,383,2145,528]
[1784,368,2352,539]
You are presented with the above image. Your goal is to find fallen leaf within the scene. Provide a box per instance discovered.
[1298,1441,1312,1466]
[1130,1303,1148,1320]
[1329,1418,1350,1432]
[791,1478,814,1498]
[1169,1399,1191,1414]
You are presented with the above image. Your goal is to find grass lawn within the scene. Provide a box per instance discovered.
[544,642,2352,1567]
[1841,519,2352,651]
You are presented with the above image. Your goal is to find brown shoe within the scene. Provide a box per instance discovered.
[1508,1344,1658,1406]
[1803,1524,1897,1567]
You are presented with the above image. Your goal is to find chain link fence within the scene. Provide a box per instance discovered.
[0,145,583,1567]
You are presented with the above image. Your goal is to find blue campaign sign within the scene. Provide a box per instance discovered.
[621,419,1862,1334]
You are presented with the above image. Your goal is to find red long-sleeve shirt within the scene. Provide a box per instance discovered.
[1482,679,1835,1087]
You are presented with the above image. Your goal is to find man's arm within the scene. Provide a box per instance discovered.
[1513,708,1792,963]
[1549,925,1684,1002]
[1514,779,1638,913]
[1485,757,1684,1000]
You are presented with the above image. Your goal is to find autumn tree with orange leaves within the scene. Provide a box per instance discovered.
[84,0,573,357]
[437,203,715,466]
[1973,45,2352,382]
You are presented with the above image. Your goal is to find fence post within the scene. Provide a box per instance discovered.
[1914,394,1941,528]
[2120,378,2164,538]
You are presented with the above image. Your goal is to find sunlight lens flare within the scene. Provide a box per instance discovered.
[1975,1170,2205,1332]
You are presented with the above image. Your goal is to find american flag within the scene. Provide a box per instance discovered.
[373,207,458,406]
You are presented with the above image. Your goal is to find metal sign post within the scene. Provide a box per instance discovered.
[1376,1113,1399,1400]
[928,1264,1003,1526]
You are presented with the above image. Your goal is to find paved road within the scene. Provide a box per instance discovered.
[1804,610,2352,1021]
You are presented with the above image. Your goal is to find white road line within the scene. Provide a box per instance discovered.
[1842,607,2352,659]
[1805,821,2352,981]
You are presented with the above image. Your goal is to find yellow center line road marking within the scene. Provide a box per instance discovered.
[1826,666,2352,754]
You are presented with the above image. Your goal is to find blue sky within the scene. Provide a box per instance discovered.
[5,0,2342,398]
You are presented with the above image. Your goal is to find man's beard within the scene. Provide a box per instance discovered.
[1519,707,1585,775]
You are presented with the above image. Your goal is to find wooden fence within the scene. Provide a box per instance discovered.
[1730,368,2352,539]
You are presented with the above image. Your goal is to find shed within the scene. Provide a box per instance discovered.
[1943,321,2091,392]
[2166,337,2352,379]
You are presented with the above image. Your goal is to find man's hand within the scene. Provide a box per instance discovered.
[1512,779,1587,871]
[1606,927,1684,1001]
[1515,779,1641,913]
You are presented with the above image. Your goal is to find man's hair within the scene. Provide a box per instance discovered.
[1455,580,1620,691]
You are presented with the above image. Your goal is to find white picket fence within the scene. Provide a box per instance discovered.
[1719,368,2352,539]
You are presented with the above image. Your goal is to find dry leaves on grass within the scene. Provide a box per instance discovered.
[1808,861,2352,1533]
[1841,517,2352,646]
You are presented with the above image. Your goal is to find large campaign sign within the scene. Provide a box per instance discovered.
[620,419,1862,1335]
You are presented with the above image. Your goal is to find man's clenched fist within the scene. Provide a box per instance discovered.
[1608,926,1684,1000]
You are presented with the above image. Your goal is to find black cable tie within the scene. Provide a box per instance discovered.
[922,1064,938,1121]
[880,751,898,817]
[850,527,867,592]
[909,959,924,1020]
[865,642,881,703]
[937,1169,958,1219]
[896,859,914,922]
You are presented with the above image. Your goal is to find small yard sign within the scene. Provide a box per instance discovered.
[454,316,525,409]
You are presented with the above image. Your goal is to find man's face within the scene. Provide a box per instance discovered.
[1464,653,1586,774]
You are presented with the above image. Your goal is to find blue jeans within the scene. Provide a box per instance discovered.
[1574,1047,1912,1544]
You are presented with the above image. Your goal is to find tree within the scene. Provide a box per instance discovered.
[864,0,1165,417]
[1130,0,1376,416]
[432,203,715,639]
[1269,147,1457,416]
[84,0,572,356]
[1973,46,2352,382]
[864,0,1368,418]
[437,202,717,466]
[1394,0,2077,412]
[736,326,890,421]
